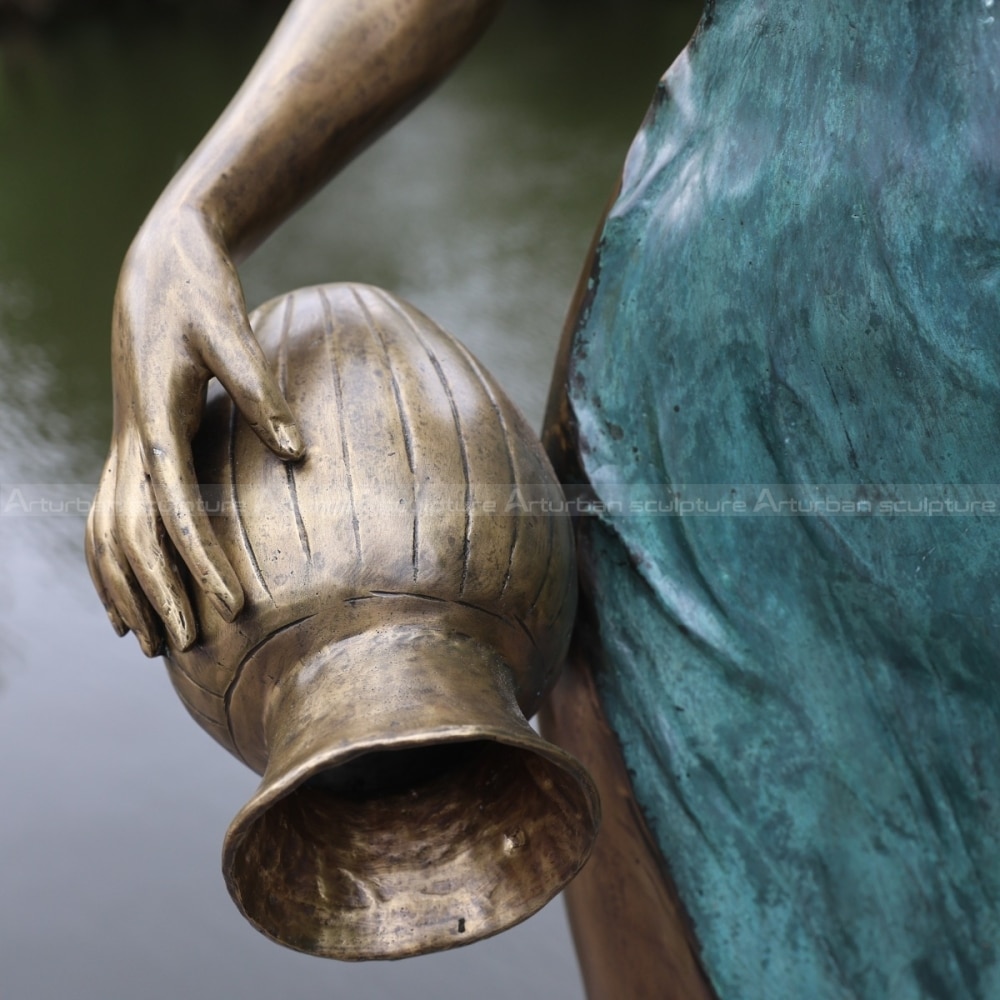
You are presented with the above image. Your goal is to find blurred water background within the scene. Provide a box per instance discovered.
[0,2,701,997]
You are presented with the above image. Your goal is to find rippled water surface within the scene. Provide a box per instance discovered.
[0,3,701,997]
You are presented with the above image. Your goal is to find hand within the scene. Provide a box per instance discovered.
[86,204,304,656]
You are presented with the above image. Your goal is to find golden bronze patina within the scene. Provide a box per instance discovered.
[85,0,504,658]
[85,0,681,990]
[165,282,599,958]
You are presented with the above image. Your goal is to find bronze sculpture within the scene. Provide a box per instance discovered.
[168,281,598,957]
[83,0,701,993]
[85,0,503,657]
[87,0,1000,997]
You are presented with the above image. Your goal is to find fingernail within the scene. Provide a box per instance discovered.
[167,612,196,652]
[209,588,242,622]
[106,607,128,637]
[137,631,158,658]
[272,419,305,458]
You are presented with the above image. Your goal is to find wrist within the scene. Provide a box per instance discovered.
[131,197,226,261]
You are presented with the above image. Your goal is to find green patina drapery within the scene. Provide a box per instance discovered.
[569,2,1000,996]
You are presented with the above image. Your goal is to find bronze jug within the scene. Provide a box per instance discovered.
[166,283,599,960]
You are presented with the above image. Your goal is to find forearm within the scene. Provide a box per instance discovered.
[151,0,503,260]
[94,0,502,650]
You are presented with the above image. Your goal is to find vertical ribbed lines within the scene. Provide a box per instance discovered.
[545,530,575,629]
[319,286,363,567]
[279,293,311,563]
[381,295,473,596]
[354,287,420,583]
[528,483,556,616]
[229,398,273,602]
[449,337,520,598]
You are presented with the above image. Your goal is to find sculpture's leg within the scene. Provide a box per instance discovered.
[541,627,714,1000]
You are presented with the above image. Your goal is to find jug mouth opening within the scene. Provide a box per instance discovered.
[302,739,486,798]
[223,734,597,960]
[220,627,599,958]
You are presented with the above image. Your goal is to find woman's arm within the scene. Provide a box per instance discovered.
[168,0,504,260]
[86,0,503,656]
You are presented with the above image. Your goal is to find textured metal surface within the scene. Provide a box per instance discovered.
[166,283,597,959]
[81,0,604,965]
[562,2,1000,998]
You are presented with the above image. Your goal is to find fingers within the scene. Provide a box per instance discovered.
[86,449,165,657]
[198,313,305,460]
[115,433,198,652]
[135,406,245,624]
[85,473,127,638]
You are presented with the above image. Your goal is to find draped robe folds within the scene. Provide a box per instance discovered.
[566,3,1000,996]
